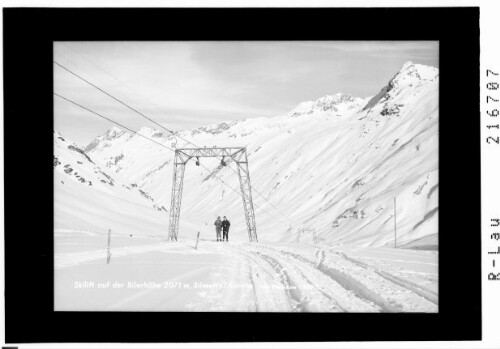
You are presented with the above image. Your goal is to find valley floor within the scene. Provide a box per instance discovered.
[55,232,438,312]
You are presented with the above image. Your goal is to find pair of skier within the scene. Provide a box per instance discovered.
[214,216,230,242]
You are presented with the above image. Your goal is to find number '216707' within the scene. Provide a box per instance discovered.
[486,69,500,145]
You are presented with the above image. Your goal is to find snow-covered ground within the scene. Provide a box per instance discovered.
[55,232,437,312]
[54,61,439,312]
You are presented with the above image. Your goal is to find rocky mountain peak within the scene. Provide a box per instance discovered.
[390,61,439,88]
[85,127,129,153]
[363,62,438,111]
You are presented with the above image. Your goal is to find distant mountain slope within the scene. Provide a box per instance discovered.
[63,61,438,247]
[54,131,176,237]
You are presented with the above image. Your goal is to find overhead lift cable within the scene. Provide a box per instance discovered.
[54,92,284,223]
[54,61,293,225]
[60,43,196,133]
[54,93,175,152]
[226,161,297,225]
[54,61,197,149]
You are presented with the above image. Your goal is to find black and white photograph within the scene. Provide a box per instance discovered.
[53,40,439,312]
[3,4,487,346]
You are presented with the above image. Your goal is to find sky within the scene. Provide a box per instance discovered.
[54,41,438,146]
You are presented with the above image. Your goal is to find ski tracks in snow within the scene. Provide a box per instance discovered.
[251,245,388,312]
[55,238,438,312]
[335,251,439,306]
[220,243,379,312]
[219,243,437,312]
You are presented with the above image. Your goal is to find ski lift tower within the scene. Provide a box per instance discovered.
[297,227,317,244]
[168,147,258,242]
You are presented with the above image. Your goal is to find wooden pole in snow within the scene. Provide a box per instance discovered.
[195,231,200,250]
[107,229,112,264]
[394,197,397,248]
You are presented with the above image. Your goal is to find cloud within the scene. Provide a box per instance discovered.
[54,41,439,145]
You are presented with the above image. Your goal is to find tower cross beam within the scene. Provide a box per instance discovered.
[177,147,245,161]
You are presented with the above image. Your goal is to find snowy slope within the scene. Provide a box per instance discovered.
[65,61,438,248]
[54,131,180,237]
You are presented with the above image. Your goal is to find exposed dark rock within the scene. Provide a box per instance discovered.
[413,207,439,230]
[67,145,94,164]
[138,189,153,201]
[54,156,61,167]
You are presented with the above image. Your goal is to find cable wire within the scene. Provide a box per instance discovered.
[227,161,296,225]
[56,91,288,225]
[60,43,197,133]
[55,92,256,206]
[54,60,197,148]
[54,61,295,225]
[54,92,175,152]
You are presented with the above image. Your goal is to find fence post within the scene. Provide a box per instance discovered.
[195,231,200,250]
[107,229,112,264]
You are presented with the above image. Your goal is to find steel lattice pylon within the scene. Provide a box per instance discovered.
[296,227,317,244]
[168,147,258,242]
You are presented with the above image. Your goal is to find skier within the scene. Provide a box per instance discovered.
[221,216,231,242]
[214,216,222,242]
